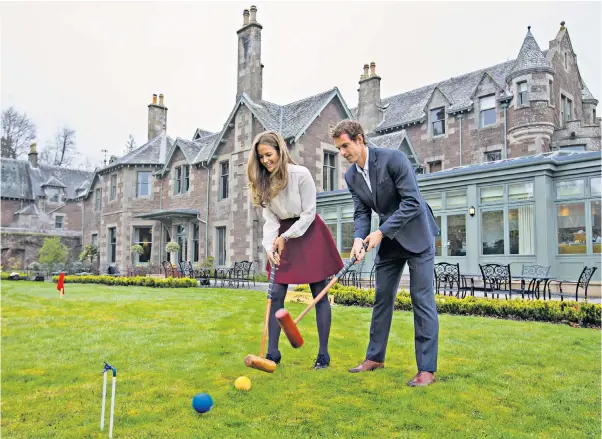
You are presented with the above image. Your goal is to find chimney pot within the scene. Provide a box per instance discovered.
[362,64,369,79]
[370,62,376,76]
[159,94,164,106]
[152,94,157,104]
[243,9,250,25]
[28,142,38,168]
[250,5,257,23]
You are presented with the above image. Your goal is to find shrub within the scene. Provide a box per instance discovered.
[39,237,69,266]
[293,284,601,328]
[51,275,197,288]
[165,242,180,253]
[1,271,27,280]
[131,244,144,256]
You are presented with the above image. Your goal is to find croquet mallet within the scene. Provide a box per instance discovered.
[244,251,278,373]
[275,243,369,348]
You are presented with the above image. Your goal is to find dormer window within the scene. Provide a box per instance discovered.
[430,107,446,136]
[480,95,496,127]
[46,187,61,203]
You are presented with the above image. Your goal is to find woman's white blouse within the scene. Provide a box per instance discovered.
[262,164,317,253]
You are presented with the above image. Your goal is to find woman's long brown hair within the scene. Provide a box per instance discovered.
[247,130,297,207]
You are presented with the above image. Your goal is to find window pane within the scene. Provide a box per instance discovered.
[557,203,586,254]
[446,192,467,208]
[341,222,354,259]
[556,180,585,198]
[592,201,601,254]
[434,216,441,256]
[341,204,354,220]
[433,120,444,136]
[447,214,466,256]
[482,210,504,254]
[481,108,496,126]
[424,194,442,210]
[322,207,338,221]
[325,223,339,253]
[591,177,601,197]
[480,186,503,203]
[480,95,495,110]
[508,182,534,201]
[509,205,534,255]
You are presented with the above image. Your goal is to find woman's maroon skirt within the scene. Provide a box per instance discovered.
[266,215,344,285]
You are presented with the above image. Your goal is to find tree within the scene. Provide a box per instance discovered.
[79,244,98,266]
[1,106,37,159]
[39,237,69,267]
[40,126,78,166]
[125,134,136,154]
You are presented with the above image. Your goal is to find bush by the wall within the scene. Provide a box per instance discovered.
[51,275,197,288]
[293,284,601,328]
[1,272,27,280]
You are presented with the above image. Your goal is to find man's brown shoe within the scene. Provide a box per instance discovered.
[407,371,436,387]
[348,359,384,373]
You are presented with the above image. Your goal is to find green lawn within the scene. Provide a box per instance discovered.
[2,281,600,439]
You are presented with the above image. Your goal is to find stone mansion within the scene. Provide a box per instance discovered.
[1,6,599,273]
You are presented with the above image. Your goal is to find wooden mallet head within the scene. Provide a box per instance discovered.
[244,354,277,373]
[275,308,304,348]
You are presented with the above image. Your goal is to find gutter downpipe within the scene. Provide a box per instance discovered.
[458,113,463,166]
[201,162,211,258]
[502,102,509,159]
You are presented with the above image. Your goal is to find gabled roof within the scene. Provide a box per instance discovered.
[367,129,420,165]
[506,27,554,82]
[193,87,353,164]
[192,128,215,140]
[42,176,67,188]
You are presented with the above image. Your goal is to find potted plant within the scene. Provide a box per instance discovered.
[165,242,180,264]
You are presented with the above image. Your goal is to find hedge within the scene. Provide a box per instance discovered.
[51,275,197,288]
[293,284,601,328]
[1,272,27,280]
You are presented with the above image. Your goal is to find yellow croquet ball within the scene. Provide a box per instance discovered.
[234,376,251,391]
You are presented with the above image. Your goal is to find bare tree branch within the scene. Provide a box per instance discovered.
[39,126,78,166]
[124,134,136,154]
[1,106,37,159]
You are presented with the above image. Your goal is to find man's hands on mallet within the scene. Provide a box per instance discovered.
[351,230,384,264]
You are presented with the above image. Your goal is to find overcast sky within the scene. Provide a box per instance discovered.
[1,1,600,168]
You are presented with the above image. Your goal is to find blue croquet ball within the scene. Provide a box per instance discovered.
[192,393,213,413]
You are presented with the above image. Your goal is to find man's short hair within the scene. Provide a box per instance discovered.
[330,120,367,145]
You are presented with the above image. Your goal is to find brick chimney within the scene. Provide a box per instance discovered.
[357,62,382,134]
[236,5,263,102]
[28,142,38,168]
[148,93,167,141]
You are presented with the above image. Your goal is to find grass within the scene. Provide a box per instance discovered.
[1,281,600,439]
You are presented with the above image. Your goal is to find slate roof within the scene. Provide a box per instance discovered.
[1,159,34,199]
[99,132,175,172]
[247,88,346,139]
[581,80,598,103]
[351,29,562,134]
[367,130,409,150]
[506,28,554,81]
[192,132,222,164]
[1,158,93,200]
[42,176,67,188]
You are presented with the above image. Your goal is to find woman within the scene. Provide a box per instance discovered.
[247,130,344,369]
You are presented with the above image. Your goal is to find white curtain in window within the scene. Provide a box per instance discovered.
[480,95,495,110]
[518,205,535,254]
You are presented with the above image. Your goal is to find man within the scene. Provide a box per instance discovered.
[331,119,440,387]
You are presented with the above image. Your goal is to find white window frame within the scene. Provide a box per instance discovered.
[480,95,497,128]
[478,181,536,256]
